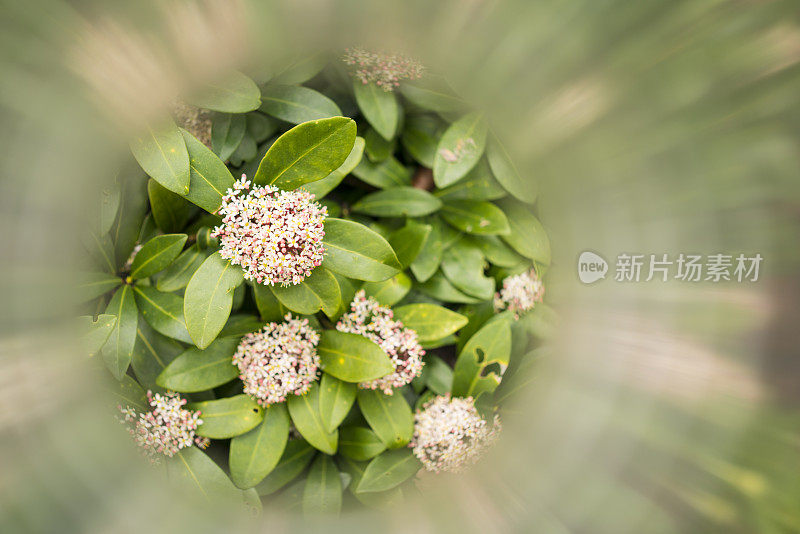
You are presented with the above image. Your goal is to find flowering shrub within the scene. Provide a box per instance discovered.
[85,52,552,516]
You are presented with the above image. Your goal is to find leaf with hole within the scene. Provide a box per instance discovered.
[452,315,512,398]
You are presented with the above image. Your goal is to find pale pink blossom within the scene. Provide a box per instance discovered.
[342,48,424,92]
[494,268,545,319]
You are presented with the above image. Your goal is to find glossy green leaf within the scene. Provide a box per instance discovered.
[130,234,187,280]
[318,330,393,383]
[130,120,190,194]
[101,286,138,380]
[148,179,194,233]
[351,157,412,189]
[432,112,487,188]
[401,114,444,168]
[287,383,338,454]
[111,175,148,270]
[156,336,240,392]
[357,389,413,449]
[270,266,340,317]
[441,199,510,235]
[467,235,523,267]
[302,454,342,515]
[253,117,356,191]
[452,315,512,398]
[364,127,396,162]
[246,112,278,143]
[133,285,192,343]
[393,303,468,343]
[184,252,244,349]
[84,230,116,273]
[211,113,246,161]
[388,220,431,268]
[322,218,401,282]
[187,71,261,113]
[423,355,454,395]
[157,244,210,292]
[229,131,257,166]
[486,136,537,204]
[352,186,442,217]
[409,218,443,282]
[219,314,264,338]
[80,314,117,357]
[353,80,400,140]
[252,283,286,322]
[441,243,495,300]
[230,404,290,488]
[497,199,551,264]
[259,85,341,124]
[108,374,147,412]
[167,446,241,501]
[271,54,327,85]
[417,271,481,304]
[435,159,506,201]
[361,273,411,306]
[303,136,365,199]
[399,77,466,112]
[131,320,183,391]
[256,439,316,496]
[98,181,121,235]
[356,449,420,493]
[338,426,386,461]
[76,272,122,304]
[181,129,235,214]
[318,373,357,434]
[189,394,264,439]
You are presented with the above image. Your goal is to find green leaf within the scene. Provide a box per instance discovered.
[131,320,182,391]
[167,446,241,501]
[101,286,138,380]
[486,137,537,204]
[401,114,444,168]
[98,181,121,235]
[440,243,495,300]
[247,112,278,143]
[133,285,192,343]
[356,389,413,449]
[230,404,290,488]
[393,303,468,343]
[352,187,442,218]
[322,218,401,282]
[184,252,244,349]
[130,120,191,194]
[433,112,488,188]
[351,157,412,189]
[420,355,453,395]
[353,80,400,140]
[287,382,338,454]
[467,235,523,267]
[253,117,356,191]
[361,273,411,306]
[388,220,431,268]
[181,129,235,214]
[189,394,264,439]
[318,331,393,383]
[157,244,210,292]
[399,77,466,112]
[356,449,420,493]
[440,200,510,235]
[364,127,396,162]
[435,159,506,201]
[303,136,365,199]
[219,314,264,338]
[76,272,122,304]
[417,271,481,304]
[80,314,117,357]
[256,440,316,496]
[130,234,187,280]
[252,283,286,322]
[108,374,147,411]
[147,179,194,233]
[259,85,341,124]
[409,218,444,282]
[211,113,246,161]
[84,230,116,273]
[111,175,148,270]
[338,426,386,461]
[497,199,551,264]
[187,71,261,113]
[302,455,342,515]
[270,266,340,317]
[318,373,357,434]
[452,315,512,398]
[156,336,240,392]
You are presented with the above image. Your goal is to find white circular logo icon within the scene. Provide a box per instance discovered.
[578,251,608,284]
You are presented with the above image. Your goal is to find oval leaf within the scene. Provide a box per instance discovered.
[361,273,411,306]
[388,220,431,268]
[440,243,495,300]
[211,113,246,161]
[166,446,241,501]
[156,336,240,392]
[302,454,342,515]
[187,71,261,113]
[133,285,192,343]
[352,186,442,218]
[148,179,195,233]
[435,159,506,201]
[353,81,400,140]
[157,244,210,292]
[452,316,512,398]
[256,440,316,496]
[440,200,510,235]
[269,266,340,317]
[433,112,488,188]
[184,252,244,349]
[76,271,122,304]
[318,373,357,433]
[81,314,117,357]
[287,382,338,454]
[230,404,290,489]
[356,449,420,494]
[497,199,551,264]
[393,303,468,343]
[409,218,444,282]
[130,234,187,280]
[356,389,413,449]
[189,394,264,439]
[417,271,481,304]
[259,85,342,124]
[486,137,537,204]
[131,321,183,391]
[322,218,401,282]
[351,157,412,189]
[101,285,138,380]
[303,136,365,199]
[181,129,235,214]
[130,120,191,194]
[318,330,394,383]
[338,426,387,462]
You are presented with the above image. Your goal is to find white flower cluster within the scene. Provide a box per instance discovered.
[232,314,320,406]
[336,290,425,395]
[493,268,545,319]
[212,177,327,286]
[411,395,501,473]
[118,391,208,461]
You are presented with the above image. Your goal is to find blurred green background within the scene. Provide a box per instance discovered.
[1,0,798,532]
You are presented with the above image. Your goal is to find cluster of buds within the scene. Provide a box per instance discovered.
[212,177,327,286]
[172,100,213,149]
[336,290,424,394]
[342,48,424,91]
[232,314,321,406]
[118,391,208,461]
[410,394,501,473]
[493,268,545,319]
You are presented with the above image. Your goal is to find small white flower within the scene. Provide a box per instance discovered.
[494,268,544,319]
